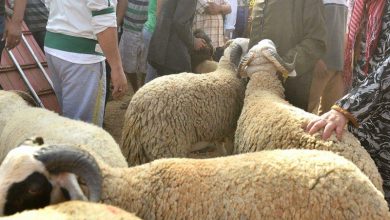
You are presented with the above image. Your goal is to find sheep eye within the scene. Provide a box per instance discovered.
[28,188,41,195]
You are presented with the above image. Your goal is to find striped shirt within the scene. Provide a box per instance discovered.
[122,0,148,33]
[24,0,49,32]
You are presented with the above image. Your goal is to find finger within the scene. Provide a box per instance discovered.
[322,122,337,140]
[306,119,319,132]
[335,124,344,140]
[308,120,327,135]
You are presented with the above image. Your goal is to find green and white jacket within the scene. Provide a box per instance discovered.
[44,0,117,64]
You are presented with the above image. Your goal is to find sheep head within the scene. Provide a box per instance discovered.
[191,29,214,71]
[238,39,297,79]
[225,38,250,68]
[0,137,102,216]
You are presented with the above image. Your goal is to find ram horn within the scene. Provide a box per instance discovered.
[229,42,244,69]
[34,145,102,202]
[262,49,296,74]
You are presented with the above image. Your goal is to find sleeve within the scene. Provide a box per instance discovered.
[196,0,208,14]
[172,0,196,50]
[335,61,390,127]
[87,0,117,35]
[281,0,327,76]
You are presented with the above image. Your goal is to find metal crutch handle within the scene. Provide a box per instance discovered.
[6,49,45,108]
[21,34,54,88]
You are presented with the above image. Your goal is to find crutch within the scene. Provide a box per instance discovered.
[20,34,54,88]
[6,48,45,108]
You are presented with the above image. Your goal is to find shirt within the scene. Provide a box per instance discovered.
[122,0,148,33]
[24,0,49,32]
[193,0,230,48]
[144,0,156,32]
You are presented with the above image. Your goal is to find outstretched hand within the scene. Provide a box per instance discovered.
[306,109,348,140]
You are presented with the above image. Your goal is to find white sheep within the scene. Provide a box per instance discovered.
[0,201,141,220]
[0,90,127,168]
[121,38,249,166]
[233,39,384,193]
[0,140,389,219]
[193,60,218,74]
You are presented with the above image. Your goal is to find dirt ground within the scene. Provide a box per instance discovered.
[103,91,133,144]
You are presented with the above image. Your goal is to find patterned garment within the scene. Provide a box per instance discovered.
[193,0,230,48]
[336,0,390,205]
[24,0,49,32]
[122,0,148,33]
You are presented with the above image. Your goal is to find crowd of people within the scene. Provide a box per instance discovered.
[1,0,390,208]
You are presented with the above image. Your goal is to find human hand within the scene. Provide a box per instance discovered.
[194,37,206,51]
[306,109,348,140]
[205,2,221,15]
[3,17,22,50]
[110,67,128,100]
[314,59,327,78]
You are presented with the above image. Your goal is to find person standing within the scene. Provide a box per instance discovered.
[44,0,128,127]
[148,0,206,76]
[224,0,237,41]
[249,0,326,111]
[22,0,48,51]
[307,0,390,207]
[193,0,231,61]
[142,0,163,83]
[118,0,148,93]
[308,0,348,115]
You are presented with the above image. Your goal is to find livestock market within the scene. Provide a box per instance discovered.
[1,0,390,219]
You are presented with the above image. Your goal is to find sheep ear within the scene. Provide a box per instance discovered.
[19,137,45,147]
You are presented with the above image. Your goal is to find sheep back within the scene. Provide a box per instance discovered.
[121,69,246,166]
[0,106,127,168]
[103,149,390,219]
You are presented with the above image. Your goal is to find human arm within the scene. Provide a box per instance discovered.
[306,59,390,140]
[3,0,27,49]
[173,0,205,51]
[281,0,326,75]
[206,1,231,15]
[116,0,128,26]
[88,0,128,99]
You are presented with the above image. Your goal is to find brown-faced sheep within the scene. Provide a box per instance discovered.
[191,29,218,73]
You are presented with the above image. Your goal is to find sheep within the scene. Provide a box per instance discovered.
[233,39,384,193]
[194,59,218,74]
[0,90,127,168]
[0,201,141,220]
[120,38,249,166]
[0,139,389,219]
[191,29,218,74]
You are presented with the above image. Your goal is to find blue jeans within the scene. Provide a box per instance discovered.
[142,27,157,83]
